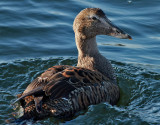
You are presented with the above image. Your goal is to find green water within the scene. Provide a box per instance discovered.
[0,0,160,124]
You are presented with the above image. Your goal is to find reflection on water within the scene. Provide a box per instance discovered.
[0,0,160,124]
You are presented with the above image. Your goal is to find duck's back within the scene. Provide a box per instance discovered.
[15,65,119,120]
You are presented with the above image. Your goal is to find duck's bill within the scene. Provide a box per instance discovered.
[106,19,132,40]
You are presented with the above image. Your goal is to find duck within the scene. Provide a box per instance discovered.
[13,8,132,120]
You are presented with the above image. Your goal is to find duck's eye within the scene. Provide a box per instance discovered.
[92,17,97,20]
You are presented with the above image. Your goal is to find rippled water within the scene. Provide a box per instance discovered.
[0,0,160,124]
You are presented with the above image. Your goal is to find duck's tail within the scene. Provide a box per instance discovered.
[7,98,74,124]
[16,97,74,121]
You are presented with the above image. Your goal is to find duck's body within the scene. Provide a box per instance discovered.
[16,65,119,120]
[13,8,131,120]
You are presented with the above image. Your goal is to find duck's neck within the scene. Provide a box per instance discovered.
[75,34,98,69]
[76,36,99,57]
[75,33,116,83]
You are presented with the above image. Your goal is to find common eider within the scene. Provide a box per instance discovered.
[13,8,132,120]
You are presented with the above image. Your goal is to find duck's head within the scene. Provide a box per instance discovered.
[73,8,132,40]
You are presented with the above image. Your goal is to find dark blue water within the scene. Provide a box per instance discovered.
[0,0,160,124]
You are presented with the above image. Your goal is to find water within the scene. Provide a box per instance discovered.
[0,0,160,124]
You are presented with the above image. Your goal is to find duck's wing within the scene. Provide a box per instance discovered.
[44,67,109,98]
[43,67,119,107]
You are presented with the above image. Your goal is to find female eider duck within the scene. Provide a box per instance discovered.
[13,8,131,120]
